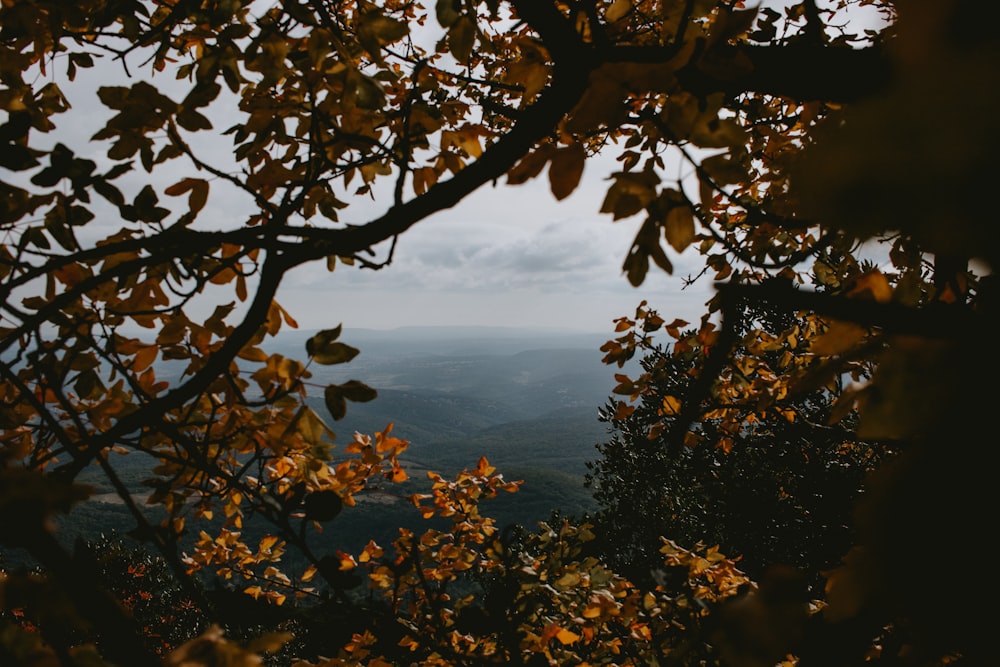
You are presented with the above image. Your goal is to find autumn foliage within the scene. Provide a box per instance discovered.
[1,0,997,665]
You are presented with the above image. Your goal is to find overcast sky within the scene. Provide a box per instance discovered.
[278,159,715,334]
[13,2,896,336]
[31,45,715,338]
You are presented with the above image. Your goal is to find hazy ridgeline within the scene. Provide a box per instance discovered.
[7,327,626,566]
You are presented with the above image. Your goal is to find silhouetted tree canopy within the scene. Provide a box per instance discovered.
[588,297,891,591]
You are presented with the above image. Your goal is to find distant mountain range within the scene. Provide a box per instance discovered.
[267,324,616,357]
[4,326,629,567]
[284,325,626,543]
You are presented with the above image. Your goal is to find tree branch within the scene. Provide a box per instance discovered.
[609,41,892,103]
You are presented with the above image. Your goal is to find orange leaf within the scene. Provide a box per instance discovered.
[605,0,632,22]
[661,395,681,415]
[448,15,476,64]
[164,177,209,215]
[809,321,867,356]
[664,205,695,253]
[555,628,581,645]
[848,270,893,302]
[507,144,555,185]
[548,143,586,201]
[132,345,158,372]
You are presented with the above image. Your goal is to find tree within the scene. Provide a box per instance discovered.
[0,0,996,665]
[588,297,890,592]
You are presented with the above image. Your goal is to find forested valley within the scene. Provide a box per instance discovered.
[3,327,614,564]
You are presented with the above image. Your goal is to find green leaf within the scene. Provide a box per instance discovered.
[623,247,649,286]
[181,81,221,109]
[93,179,124,206]
[700,153,744,186]
[303,490,343,521]
[336,380,377,403]
[306,326,343,356]
[448,15,476,64]
[316,342,359,364]
[132,185,169,222]
[31,144,74,187]
[436,0,461,27]
[323,381,377,421]
[357,12,409,63]
[176,107,212,131]
[324,385,347,420]
[354,74,386,110]
[74,368,106,400]
[0,144,38,170]
[104,161,133,180]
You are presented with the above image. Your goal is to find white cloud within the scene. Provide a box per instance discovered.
[281,173,714,332]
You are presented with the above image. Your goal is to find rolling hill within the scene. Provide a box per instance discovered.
[3,327,623,567]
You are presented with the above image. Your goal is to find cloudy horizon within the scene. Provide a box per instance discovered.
[25,31,715,337]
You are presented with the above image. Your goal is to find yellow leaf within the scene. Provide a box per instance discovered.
[565,66,627,133]
[346,69,386,110]
[661,395,681,415]
[827,384,863,425]
[706,6,760,47]
[809,320,866,356]
[848,270,893,302]
[449,15,476,64]
[359,540,384,562]
[412,166,438,195]
[508,144,555,185]
[476,456,495,476]
[664,205,695,252]
[555,572,581,588]
[237,345,267,362]
[235,274,247,301]
[623,248,649,286]
[278,306,299,329]
[357,13,409,63]
[600,171,660,220]
[338,551,357,570]
[442,127,483,158]
[700,152,744,186]
[503,40,551,100]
